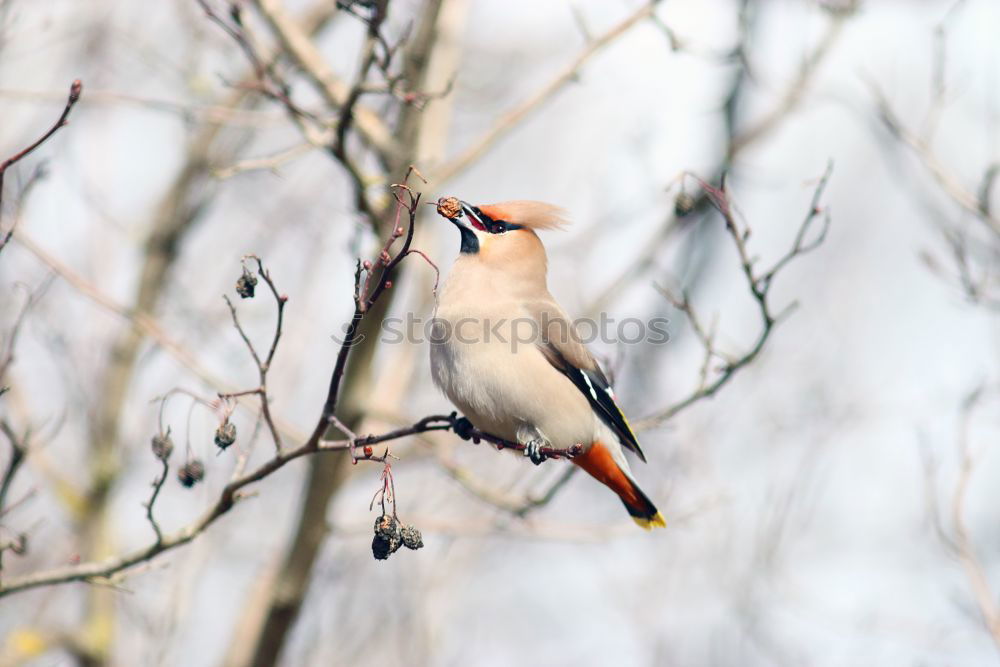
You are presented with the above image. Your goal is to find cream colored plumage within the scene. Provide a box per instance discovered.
[430,199,664,529]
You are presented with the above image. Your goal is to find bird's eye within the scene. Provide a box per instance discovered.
[490,221,507,234]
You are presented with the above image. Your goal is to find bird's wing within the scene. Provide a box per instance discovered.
[526,297,646,462]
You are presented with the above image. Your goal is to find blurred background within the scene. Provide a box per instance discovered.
[1,0,999,665]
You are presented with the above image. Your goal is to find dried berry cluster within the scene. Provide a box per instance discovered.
[371,514,423,560]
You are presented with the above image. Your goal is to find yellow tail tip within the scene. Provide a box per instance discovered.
[632,512,667,530]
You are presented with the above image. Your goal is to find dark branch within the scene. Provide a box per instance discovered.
[0,79,82,254]
[0,420,27,519]
[143,457,170,545]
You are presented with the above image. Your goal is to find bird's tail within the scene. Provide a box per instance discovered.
[573,441,666,530]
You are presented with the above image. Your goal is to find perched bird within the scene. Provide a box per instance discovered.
[430,198,665,529]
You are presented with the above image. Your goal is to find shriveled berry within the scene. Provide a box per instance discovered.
[151,432,174,461]
[236,270,258,299]
[372,534,392,560]
[177,460,205,488]
[400,524,423,550]
[372,514,402,560]
[674,191,696,217]
[214,421,237,450]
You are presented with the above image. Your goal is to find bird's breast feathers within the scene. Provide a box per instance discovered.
[429,300,595,447]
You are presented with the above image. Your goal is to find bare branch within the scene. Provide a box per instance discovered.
[0,87,287,127]
[638,162,834,429]
[212,141,314,179]
[142,457,170,545]
[251,0,403,162]
[196,0,319,125]
[332,2,388,158]
[924,388,1000,655]
[0,420,26,519]
[0,79,82,254]
[727,12,848,158]
[874,86,1000,239]
[404,248,440,297]
[0,277,52,392]
[429,2,660,186]
[223,256,288,453]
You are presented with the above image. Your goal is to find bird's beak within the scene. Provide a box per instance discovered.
[458,201,484,228]
[448,208,469,230]
[435,196,482,254]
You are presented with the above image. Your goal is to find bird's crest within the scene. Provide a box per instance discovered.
[478,201,568,231]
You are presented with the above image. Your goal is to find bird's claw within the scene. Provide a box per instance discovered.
[524,439,548,465]
[453,416,476,442]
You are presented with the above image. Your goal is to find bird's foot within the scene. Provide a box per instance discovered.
[524,439,548,465]
[453,416,476,442]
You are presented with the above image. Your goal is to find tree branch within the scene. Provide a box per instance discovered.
[142,457,170,545]
[251,0,403,163]
[0,79,81,254]
[874,86,1000,239]
[638,162,834,429]
[923,387,1000,656]
[0,420,26,519]
[222,255,288,452]
[429,2,659,186]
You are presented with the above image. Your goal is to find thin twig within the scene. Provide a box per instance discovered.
[142,458,170,545]
[727,12,847,158]
[514,466,579,518]
[940,388,1000,655]
[0,79,82,253]
[212,141,315,179]
[0,87,286,128]
[0,420,26,518]
[0,278,53,391]
[403,248,440,297]
[429,2,660,186]
[874,86,1000,239]
[196,0,317,125]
